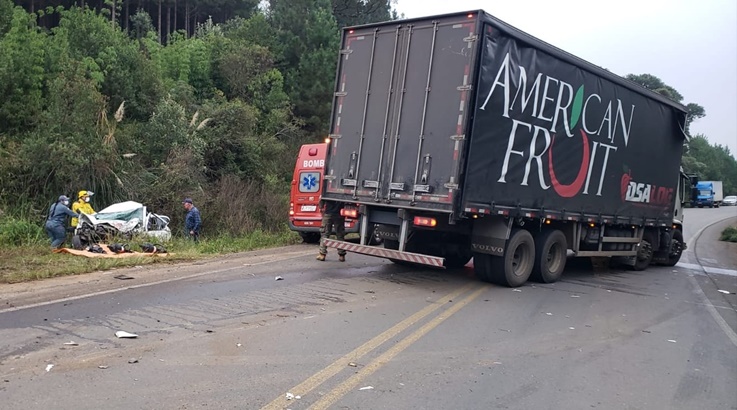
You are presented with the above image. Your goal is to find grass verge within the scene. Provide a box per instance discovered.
[720,226,737,243]
[0,230,302,284]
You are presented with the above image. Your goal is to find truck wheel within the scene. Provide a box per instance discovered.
[444,247,473,268]
[531,230,567,283]
[473,253,495,283]
[299,232,320,244]
[661,230,684,267]
[491,229,534,287]
[632,232,655,271]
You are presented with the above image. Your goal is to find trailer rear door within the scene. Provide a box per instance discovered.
[325,13,480,212]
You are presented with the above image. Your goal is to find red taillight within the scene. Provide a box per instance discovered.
[341,208,358,219]
[289,202,294,216]
[467,13,474,18]
[308,148,318,156]
[413,216,437,227]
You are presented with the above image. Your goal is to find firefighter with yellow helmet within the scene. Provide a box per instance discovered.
[71,190,95,228]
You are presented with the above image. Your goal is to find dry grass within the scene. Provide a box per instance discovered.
[0,231,300,284]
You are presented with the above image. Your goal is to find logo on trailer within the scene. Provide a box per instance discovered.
[621,167,673,206]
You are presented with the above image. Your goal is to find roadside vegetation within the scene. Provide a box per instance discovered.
[720,226,737,243]
[0,214,301,283]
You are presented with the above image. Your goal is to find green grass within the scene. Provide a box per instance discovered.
[720,226,737,243]
[0,230,302,284]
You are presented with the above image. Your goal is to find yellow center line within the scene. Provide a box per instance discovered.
[261,282,477,410]
[308,286,487,410]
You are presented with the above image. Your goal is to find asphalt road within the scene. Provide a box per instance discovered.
[0,208,735,410]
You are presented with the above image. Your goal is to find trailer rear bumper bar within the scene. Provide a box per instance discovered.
[324,239,445,268]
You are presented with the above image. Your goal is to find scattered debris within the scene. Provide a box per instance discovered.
[115,331,138,338]
[114,274,135,280]
[365,290,375,294]
[206,330,214,333]
[348,362,357,367]
[493,361,502,365]
[237,343,242,347]
[98,365,109,369]
[571,295,580,298]
[128,358,138,364]
[63,341,79,346]
[569,327,575,330]
[359,386,374,391]
[718,290,733,294]
[668,340,677,343]
[296,396,301,400]
[512,289,522,292]
[45,364,54,372]
[286,393,295,400]
[545,312,553,316]
[499,329,511,332]
[275,276,284,281]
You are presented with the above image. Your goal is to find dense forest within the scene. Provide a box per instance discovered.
[0,0,734,240]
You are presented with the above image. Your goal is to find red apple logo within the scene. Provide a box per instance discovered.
[621,169,632,201]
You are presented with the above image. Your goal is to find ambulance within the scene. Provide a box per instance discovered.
[288,143,359,243]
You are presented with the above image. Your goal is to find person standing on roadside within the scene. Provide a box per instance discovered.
[316,200,346,262]
[46,195,78,249]
[182,198,201,242]
[70,190,95,229]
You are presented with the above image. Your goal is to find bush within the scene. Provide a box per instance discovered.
[720,226,737,242]
[0,217,46,246]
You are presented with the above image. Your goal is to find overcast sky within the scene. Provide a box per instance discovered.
[393,0,737,157]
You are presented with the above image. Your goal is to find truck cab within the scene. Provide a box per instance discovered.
[693,181,715,208]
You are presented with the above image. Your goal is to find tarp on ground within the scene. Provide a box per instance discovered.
[54,244,170,259]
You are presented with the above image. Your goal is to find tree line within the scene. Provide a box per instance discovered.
[1,1,734,240]
[0,0,396,236]
[626,74,737,195]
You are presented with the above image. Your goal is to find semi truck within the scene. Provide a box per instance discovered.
[320,10,690,287]
[693,180,723,208]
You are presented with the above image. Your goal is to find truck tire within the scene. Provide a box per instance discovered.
[632,231,655,271]
[531,230,567,283]
[444,247,473,268]
[299,232,320,244]
[660,230,684,267]
[491,228,535,287]
[473,253,495,283]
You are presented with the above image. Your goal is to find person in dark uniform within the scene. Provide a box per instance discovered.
[46,195,78,249]
[182,197,201,242]
[316,200,346,262]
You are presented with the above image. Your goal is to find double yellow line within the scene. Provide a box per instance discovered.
[261,282,487,410]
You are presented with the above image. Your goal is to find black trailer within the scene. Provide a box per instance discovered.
[322,10,690,286]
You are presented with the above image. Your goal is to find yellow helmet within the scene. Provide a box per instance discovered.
[78,190,94,199]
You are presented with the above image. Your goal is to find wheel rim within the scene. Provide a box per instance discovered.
[637,241,653,261]
[546,242,563,272]
[669,239,682,258]
[512,242,532,277]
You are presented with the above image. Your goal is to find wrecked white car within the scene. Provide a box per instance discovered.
[72,201,171,249]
